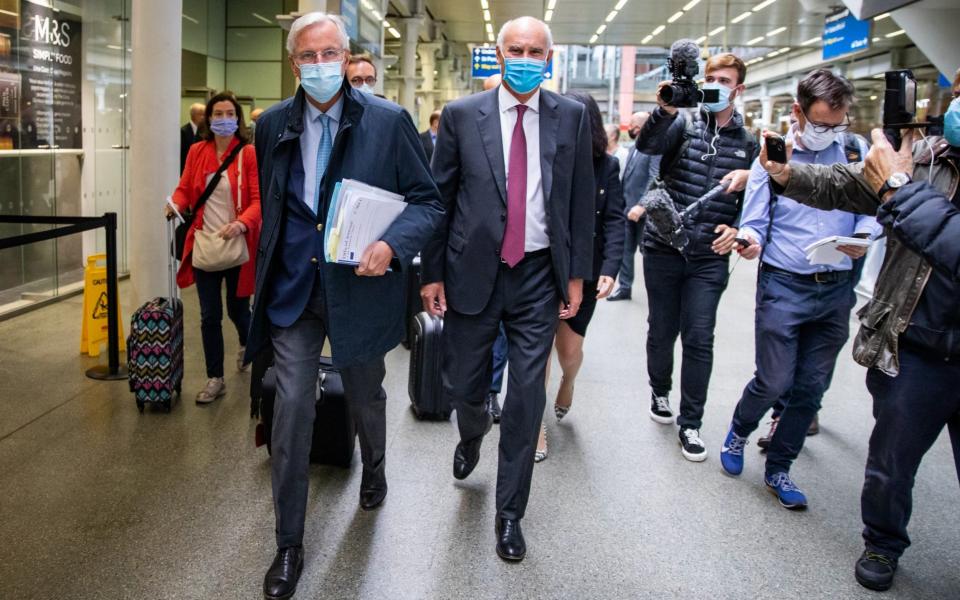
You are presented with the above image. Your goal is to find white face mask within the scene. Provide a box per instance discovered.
[357,83,375,95]
[797,120,838,152]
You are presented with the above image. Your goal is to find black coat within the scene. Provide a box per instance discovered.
[419,130,435,164]
[180,122,200,174]
[422,87,595,315]
[637,107,757,257]
[246,82,444,367]
[591,153,626,279]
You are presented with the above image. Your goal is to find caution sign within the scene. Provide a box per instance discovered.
[80,254,125,357]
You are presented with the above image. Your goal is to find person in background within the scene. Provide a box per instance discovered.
[246,13,443,599]
[346,54,378,94]
[180,102,205,174]
[535,90,625,462]
[718,69,878,510]
[605,123,629,175]
[420,110,441,164]
[422,16,594,562]
[608,111,659,302]
[483,73,502,91]
[167,91,262,403]
[636,52,757,462]
[248,107,264,142]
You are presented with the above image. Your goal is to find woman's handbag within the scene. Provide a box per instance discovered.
[191,143,250,271]
[171,142,245,259]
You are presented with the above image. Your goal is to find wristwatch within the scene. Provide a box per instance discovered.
[878,172,912,199]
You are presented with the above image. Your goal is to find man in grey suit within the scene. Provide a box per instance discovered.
[609,111,660,301]
[421,16,594,562]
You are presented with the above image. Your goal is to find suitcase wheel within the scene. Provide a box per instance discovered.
[137,401,144,414]
[162,402,172,413]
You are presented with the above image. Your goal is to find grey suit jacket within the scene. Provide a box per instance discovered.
[422,87,595,315]
[621,147,660,208]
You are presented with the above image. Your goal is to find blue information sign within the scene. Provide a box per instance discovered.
[470,47,555,81]
[340,0,359,40]
[822,8,871,61]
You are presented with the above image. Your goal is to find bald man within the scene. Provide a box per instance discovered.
[483,73,502,91]
[180,102,205,173]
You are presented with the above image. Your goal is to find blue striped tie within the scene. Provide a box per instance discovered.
[313,114,332,215]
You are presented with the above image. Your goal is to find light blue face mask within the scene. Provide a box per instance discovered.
[209,117,238,137]
[502,57,547,95]
[357,83,375,95]
[299,61,343,104]
[701,81,734,113]
[944,96,960,148]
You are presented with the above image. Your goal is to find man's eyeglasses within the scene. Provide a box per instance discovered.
[350,76,377,86]
[802,110,851,133]
[294,48,345,65]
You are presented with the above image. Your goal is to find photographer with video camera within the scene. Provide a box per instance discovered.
[635,43,757,462]
[760,68,960,592]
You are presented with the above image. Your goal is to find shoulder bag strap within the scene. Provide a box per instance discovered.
[186,141,246,227]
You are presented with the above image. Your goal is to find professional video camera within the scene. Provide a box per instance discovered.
[883,69,944,150]
[659,39,720,108]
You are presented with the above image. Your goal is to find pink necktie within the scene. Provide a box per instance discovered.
[501,104,527,267]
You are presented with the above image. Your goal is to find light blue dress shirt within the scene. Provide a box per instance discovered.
[300,94,344,212]
[738,133,881,274]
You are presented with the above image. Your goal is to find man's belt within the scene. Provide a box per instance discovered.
[760,263,851,284]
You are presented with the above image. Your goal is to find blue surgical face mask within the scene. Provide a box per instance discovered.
[299,61,344,104]
[944,96,960,148]
[357,83,375,95]
[502,57,547,95]
[701,81,734,113]
[209,117,238,137]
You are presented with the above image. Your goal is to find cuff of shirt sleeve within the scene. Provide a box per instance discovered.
[738,226,762,247]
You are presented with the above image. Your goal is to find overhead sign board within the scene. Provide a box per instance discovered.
[822,8,871,61]
[471,47,554,81]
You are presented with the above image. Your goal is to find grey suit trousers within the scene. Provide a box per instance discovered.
[269,277,387,548]
[443,253,559,520]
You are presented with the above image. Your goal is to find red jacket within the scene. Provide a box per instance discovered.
[172,137,262,296]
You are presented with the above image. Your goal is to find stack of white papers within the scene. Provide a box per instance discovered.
[324,179,406,266]
[804,235,871,266]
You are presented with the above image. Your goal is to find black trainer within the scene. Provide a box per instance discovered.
[855,550,898,591]
[678,427,707,462]
[649,393,674,424]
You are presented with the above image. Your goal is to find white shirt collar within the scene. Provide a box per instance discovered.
[498,85,540,115]
[304,93,344,124]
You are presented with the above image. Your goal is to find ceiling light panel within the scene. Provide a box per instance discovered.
[730,11,751,24]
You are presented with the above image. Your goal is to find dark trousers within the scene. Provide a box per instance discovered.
[443,253,558,520]
[194,266,250,378]
[861,347,960,559]
[269,277,387,548]
[489,323,508,394]
[616,217,645,293]
[643,251,729,430]
[732,269,852,476]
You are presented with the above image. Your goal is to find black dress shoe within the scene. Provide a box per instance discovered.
[495,518,526,562]
[453,417,493,480]
[263,546,304,600]
[359,464,387,510]
[487,392,502,424]
[855,550,897,591]
[607,289,631,301]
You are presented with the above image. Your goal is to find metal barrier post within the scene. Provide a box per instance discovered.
[86,212,128,381]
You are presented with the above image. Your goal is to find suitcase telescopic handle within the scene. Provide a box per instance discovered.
[165,200,182,303]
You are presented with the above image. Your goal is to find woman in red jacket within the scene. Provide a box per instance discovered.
[167,91,261,404]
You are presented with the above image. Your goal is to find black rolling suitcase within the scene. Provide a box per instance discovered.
[255,357,357,468]
[400,256,422,349]
[408,311,449,420]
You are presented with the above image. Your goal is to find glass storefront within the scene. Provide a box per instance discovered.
[0,0,130,316]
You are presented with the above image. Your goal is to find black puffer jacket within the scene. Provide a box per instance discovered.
[637,106,757,257]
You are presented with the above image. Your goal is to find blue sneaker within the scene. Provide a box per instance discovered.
[720,427,749,476]
[765,472,808,510]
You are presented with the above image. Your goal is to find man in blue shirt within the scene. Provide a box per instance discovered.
[719,70,880,509]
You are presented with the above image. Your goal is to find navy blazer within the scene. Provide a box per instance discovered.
[592,153,626,279]
[621,147,660,208]
[422,87,595,315]
[245,82,444,368]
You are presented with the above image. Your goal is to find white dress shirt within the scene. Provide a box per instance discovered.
[498,85,549,251]
[300,94,344,211]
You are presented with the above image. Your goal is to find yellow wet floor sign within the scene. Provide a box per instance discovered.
[81,254,125,357]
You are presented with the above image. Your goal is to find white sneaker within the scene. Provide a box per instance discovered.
[196,377,225,404]
[237,347,248,372]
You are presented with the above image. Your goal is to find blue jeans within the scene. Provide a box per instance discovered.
[861,347,960,559]
[489,323,508,394]
[732,268,852,476]
[194,266,250,378]
[643,251,729,430]
[616,217,646,293]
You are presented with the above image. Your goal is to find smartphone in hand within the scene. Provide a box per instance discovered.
[766,135,787,164]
